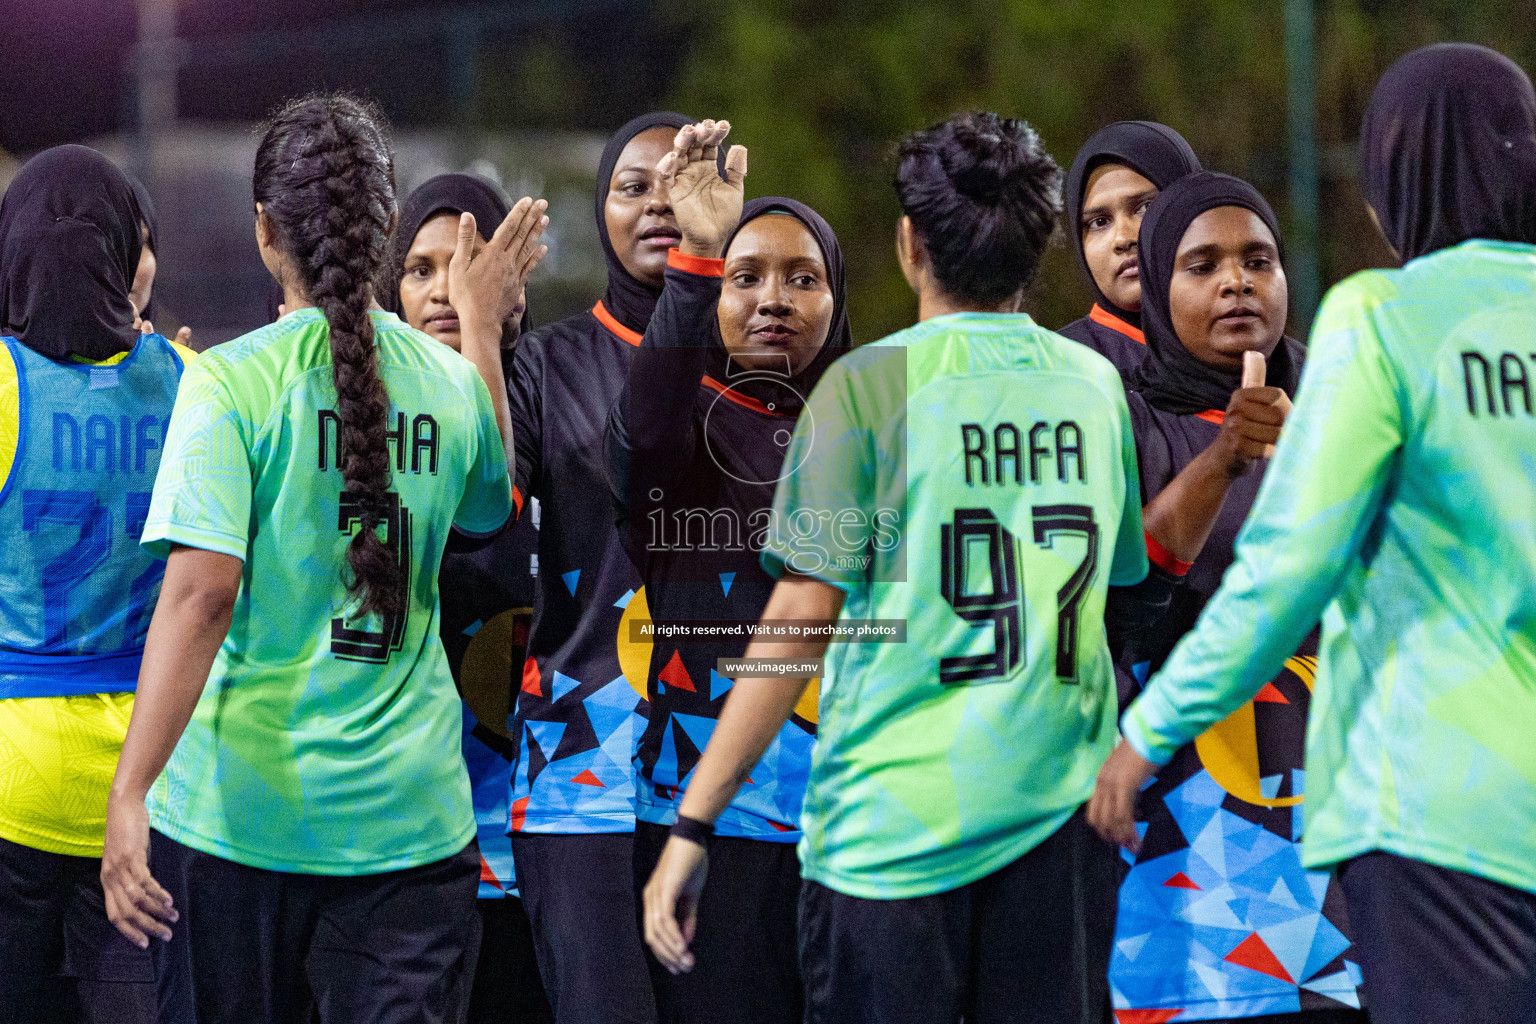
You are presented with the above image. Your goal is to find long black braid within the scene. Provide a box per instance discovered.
[254,94,403,618]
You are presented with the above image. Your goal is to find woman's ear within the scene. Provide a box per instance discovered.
[895,215,926,292]
[254,204,273,250]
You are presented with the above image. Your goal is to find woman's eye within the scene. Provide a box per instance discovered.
[733,275,758,287]
[1085,216,1109,232]
[1247,257,1272,271]
[1135,200,1153,216]
[622,182,647,197]
[408,266,431,279]
[1187,263,1213,275]
[793,274,819,289]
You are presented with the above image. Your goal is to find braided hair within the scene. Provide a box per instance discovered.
[254,94,403,619]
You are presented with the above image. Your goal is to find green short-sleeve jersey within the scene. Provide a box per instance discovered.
[762,312,1148,899]
[142,308,512,875]
[1123,240,1536,894]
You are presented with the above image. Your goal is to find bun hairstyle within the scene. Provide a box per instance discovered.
[895,111,1063,305]
[253,93,402,619]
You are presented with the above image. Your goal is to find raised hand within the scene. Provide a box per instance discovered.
[658,119,748,259]
[449,197,549,345]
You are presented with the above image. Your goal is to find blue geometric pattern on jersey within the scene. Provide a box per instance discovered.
[462,705,517,898]
[561,569,580,595]
[511,672,645,833]
[636,711,811,842]
[1110,771,1362,1020]
[718,572,734,596]
[0,335,183,697]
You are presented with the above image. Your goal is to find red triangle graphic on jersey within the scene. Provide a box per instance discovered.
[658,650,696,692]
[1162,871,1201,890]
[1224,932,1293,983]
[510,797,530,832]
[1115,1011,1185,1024]
[1253,682,1289,704]
[479,855,504,888]
[570,769,606,788]
[768,820,793,832]
[521,657,542,696]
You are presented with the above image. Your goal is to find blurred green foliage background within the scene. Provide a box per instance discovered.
[544,0,1536,341]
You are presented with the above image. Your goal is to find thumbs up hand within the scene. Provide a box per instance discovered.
[1212,350,1291,476]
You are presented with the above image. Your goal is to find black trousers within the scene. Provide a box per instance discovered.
[510,832,656,1024]
[1339,851,1536,1024]
[632,821,802,1024]
[797,808,1118,1024]
[455,896,554,1024]
[0,835,156,1024]
[150,829,480,1024]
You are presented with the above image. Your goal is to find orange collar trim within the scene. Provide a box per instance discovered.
[592,301,643,346]
[700,375,791,417]
[1088,303,1145,345]
[1194,409,1225,424]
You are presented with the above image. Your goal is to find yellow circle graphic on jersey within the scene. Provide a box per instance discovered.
[1193,655,1316,808]
[461,609,525,739]
[617,586,653,701]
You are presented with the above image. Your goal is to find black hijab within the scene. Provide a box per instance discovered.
[0,145,144,362]
[1065,121,1202,325]
[128,175,157,323]
[709,197,852,417]
[382,172,529,342]
[595,111,703,333]
[1134,171,1306,416]
[1361,43,1536,262]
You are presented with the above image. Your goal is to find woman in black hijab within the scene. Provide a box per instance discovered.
[382,172,551,1024]
[606,119,849,1023]
[1103,172,1365,1023]
[1361,43,1536,262]
[1059,121,1201,378]
[0,145,144,362]
[505,110,714,1024]
[0,145,184,1024]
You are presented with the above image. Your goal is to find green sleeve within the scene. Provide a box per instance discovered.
[141,356,253,562]
[760,361,876,589]
[1109,382,1149,586]
[451,369,514,536]
[1122,277,1406,764]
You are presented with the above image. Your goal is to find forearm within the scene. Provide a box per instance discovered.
[675,577,843,825]
[1104,566,1181,666]
[110,549,239,801]
[1142,447,1237,565]
[460,326,516,479]
[627,264,720,471]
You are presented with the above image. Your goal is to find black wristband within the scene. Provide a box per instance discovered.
[670,814,715,849]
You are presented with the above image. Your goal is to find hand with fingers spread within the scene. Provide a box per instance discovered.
[643,834,709,974]
[1087,739,1161,853]
[449,196,549,348]
[101,790,177,948]
[658,119,748,259]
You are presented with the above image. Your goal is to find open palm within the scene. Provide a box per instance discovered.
[660,119,748,258]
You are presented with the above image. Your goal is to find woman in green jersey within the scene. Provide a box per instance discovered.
[643,112,1160,1024]
[98,94,546,1024]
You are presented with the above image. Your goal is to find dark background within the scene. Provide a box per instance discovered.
[3,0,1533,345]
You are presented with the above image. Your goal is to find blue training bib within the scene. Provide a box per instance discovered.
[0,334,183,697]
